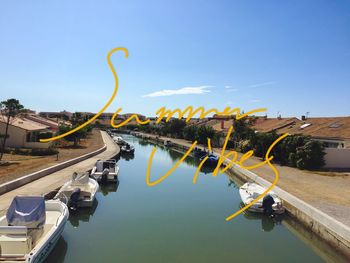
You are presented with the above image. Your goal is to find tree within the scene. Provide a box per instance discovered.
[296,140,325,170]
[0,99,24,161]
[59,125,89,147]
[183,125,197,141]
[71,112,84,125]
[251,131,279,158]
[196,125,215,144]
[232,117,256,141]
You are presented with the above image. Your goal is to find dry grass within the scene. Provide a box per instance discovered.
[0,129,104,184]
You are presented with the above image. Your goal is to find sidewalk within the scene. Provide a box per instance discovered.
[138,132,350,227]
[0,131,119,213]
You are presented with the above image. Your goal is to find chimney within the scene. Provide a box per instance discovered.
[301,115,306,121]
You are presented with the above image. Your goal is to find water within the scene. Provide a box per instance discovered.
[46,134,346,263]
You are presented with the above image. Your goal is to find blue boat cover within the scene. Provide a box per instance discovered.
[6,196,46,228]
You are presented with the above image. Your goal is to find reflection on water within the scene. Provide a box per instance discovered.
[120,152,135,161]
[241,208,283,232]
[99,180,119,196]
[44,237,67,263]
[69,199,99,228]
[44,133,347,263]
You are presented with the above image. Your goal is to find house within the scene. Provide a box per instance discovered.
[0,116,52,149]
[276,117,350,149]
[250,115,350,169]
[39,110,72,120]
[25,114,60,131]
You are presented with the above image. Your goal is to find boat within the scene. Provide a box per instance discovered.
[163,140,173,147]
[193,147,207,158]
[199,153,219,166]
[54,172,99,209]
[239,182,285,215]
[0,196,68,263]
[113,136,126,145]
[121,144,135,154]
[90,159,119,183]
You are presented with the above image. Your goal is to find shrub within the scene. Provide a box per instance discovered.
[183,125,197,141]
[31,147,59,156]
[38,132,53,140]
[295,140,325,169]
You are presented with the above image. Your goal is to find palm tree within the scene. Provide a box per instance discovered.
[0,99,24,161]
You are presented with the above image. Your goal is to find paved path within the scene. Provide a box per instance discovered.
[137,132,350,227]
[0,131,119,213]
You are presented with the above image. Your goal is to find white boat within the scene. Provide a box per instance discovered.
[0,196,68,263]
[239,182,285,214]
[54,172,99,209]
[121,144,135,154]
[90,159,119,183]
[112,136,126,145]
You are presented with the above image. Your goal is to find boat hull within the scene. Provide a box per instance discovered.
[239,183,285,214]
[27,201,69,263]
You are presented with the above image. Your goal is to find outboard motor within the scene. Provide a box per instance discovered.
[69,188,81,210]
[101,168,110,183]
[262,194,275,217]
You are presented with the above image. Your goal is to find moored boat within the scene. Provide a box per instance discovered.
[54,172,99,209]
[193,147,207,158]
[121,144,135,154]
[90,159,119,183]
[163,140,173,147]
[199,153,219,166]
[113,136,126,145]
[0,196,68,263]
[239,182,285,215]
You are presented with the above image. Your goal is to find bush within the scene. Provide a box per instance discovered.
[295,140,325,169]
[196,125,215,144]
[183,125,197,141]
[31,147,59,156]
[38,132,53,140]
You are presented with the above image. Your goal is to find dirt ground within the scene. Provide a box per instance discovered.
[0,129,104,184]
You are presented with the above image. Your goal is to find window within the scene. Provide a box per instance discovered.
[329,123,342,128]
[300,123,311,129]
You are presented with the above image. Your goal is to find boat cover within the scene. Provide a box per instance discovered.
[6,196,46,228]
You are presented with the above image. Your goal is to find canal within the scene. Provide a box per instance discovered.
[46,134,346,263]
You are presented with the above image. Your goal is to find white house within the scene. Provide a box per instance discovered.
[0,116,52,149]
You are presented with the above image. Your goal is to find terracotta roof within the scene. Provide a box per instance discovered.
[0,116,50,131]
[251,117,300,133]
[277,117,350,140]
[26,114,59,128]
[249,116,350,141]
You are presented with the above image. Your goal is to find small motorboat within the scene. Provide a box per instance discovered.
[0,196,68,263]
[163,140,173,147]
[90,159,119,183]
[199,153,219,166]
[193,147,207,158]
[239,182,285,215]
[121,144,135,154]
[113,136,126,145]
[54,172,99,209]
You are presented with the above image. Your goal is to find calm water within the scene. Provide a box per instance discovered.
[46,134,346,263]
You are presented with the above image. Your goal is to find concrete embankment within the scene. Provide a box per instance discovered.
[135,132,350,258]
[0,131,119,213]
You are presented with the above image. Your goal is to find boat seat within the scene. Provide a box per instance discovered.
[0,226,32,257]
[0,226,28,235]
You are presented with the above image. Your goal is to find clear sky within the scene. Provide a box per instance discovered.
[0,0,349,118]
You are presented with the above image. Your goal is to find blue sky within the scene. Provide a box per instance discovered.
[0,0,349,118]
